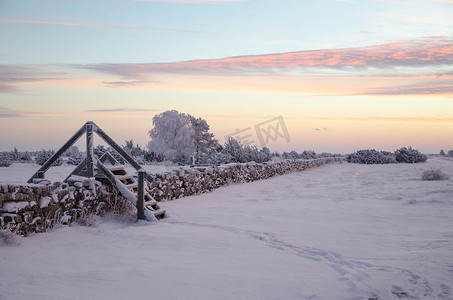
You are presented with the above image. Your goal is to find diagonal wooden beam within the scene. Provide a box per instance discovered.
[63,157,87,182]
[28,122,87,183]
[91,122,153,182]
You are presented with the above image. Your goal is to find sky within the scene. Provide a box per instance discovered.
[0,0,452,154]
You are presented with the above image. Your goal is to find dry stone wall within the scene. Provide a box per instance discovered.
[0,176,130,236]
[146,157,343,201]
[0,157,342,235]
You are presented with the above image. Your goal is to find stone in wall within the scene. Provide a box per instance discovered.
[0,177,131,236]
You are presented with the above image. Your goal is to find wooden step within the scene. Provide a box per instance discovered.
[144,199,157,207]
[117,174,134,181]
[126,183,138,190]
[107,166,125,172]
[152,208,166,219]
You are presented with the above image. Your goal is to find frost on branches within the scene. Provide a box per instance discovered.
[148,110,218,165]
[147,110,273,165]
[148,110,194,164]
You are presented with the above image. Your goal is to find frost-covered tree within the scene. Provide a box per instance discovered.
[148,110,219,164]
[440,149,446,156]
[189,115,218,164]
[148,110,194,164]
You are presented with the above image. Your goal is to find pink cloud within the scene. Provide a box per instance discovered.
[0,65,64,93]
[85,36,453,79]
[102,80,150,88]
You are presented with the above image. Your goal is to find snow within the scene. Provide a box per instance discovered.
[2,201,29,213]
[38,197,52,208]
[1,157,453,299]
[0,163,183,184]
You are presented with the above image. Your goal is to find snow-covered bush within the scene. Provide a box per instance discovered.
[282,151,299,159]
[347,149,396,164]
[448,150,453,157]
[77,213,101,227]
[143,150,164,163]
[222,136,245,163]
[94,145,107,158]
[300,150,317,159]
[93,145,126,164]
[0,230,21,246]
[65,146,83,165]
[394,147,427,163]
[7,148,33,163]
[281,150,329,160]
[216,138,272,164]
[0,153,12,167]
[123,140,146,157]
[422,169,449,181]
[35,149,63,166]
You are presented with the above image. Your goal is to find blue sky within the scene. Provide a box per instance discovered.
[0,0,452,153]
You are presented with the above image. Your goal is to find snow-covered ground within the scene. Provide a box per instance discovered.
[1,157,453,299]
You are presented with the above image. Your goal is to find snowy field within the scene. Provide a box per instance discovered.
[1,157,453,299]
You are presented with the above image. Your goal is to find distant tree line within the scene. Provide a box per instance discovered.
[3,110,447,168]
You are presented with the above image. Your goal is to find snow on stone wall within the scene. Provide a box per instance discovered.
[146,157,343,201]
[0,157,342,235]
[0,177,130,236]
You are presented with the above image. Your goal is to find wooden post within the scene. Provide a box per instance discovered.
[137,170,145,220]
[86,122,94,178]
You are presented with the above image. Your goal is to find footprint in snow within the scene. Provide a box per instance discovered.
[440,283,451,295]
[391,285,410,298]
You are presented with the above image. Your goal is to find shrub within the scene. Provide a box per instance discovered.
[422,169,449,181]
[0,230,21,246]
[394,147,427,163]
[104,190,136,222]
[347,149,396,164]
[77,213,101,227]
[300,150,317,159]
[18,152,32,163]
[35,149,63,166]
[282,151,299,159]
[0,153,11,167]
